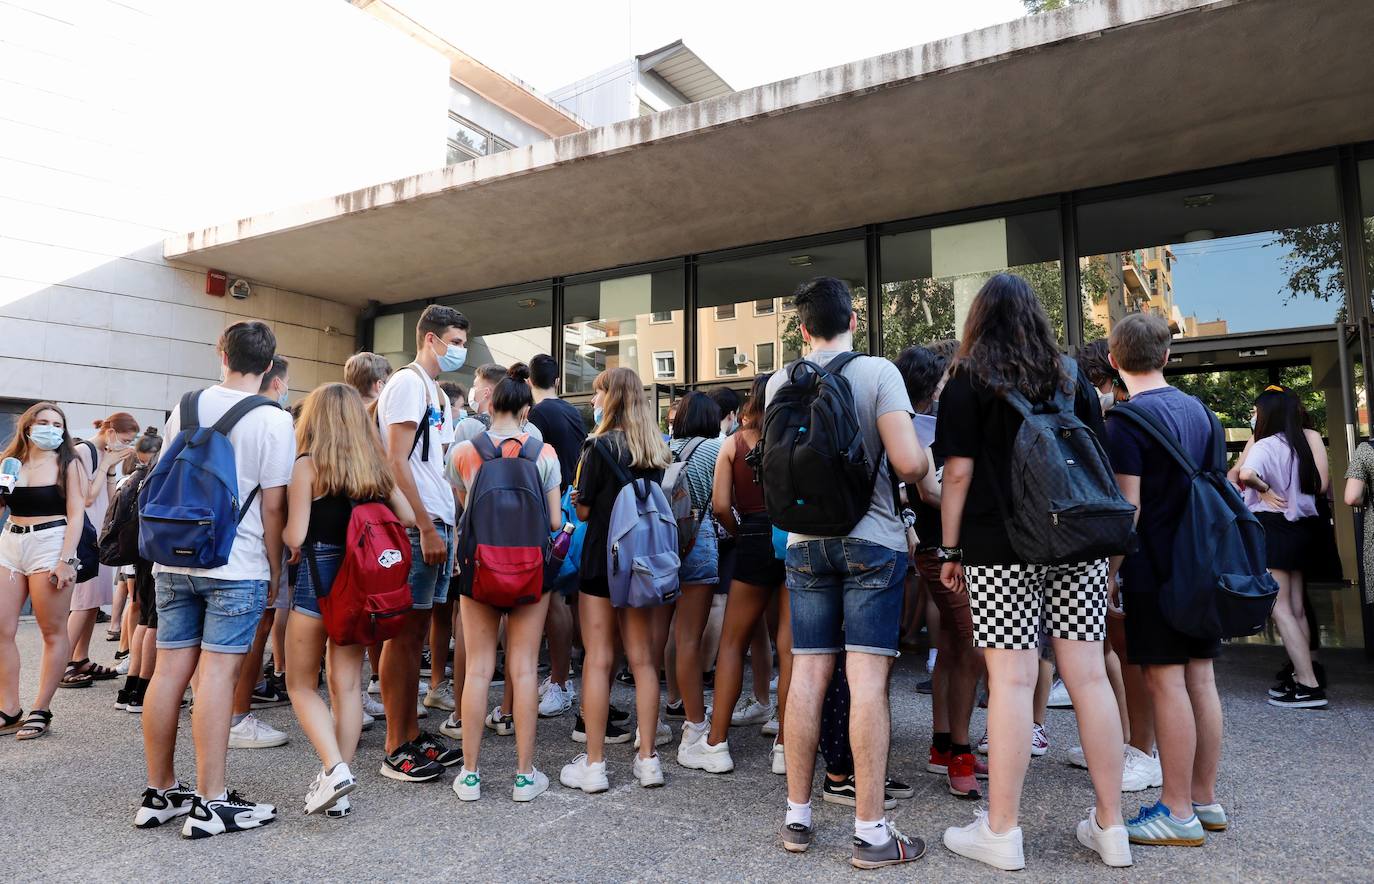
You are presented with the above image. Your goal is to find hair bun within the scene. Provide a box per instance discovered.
[507,362,531,382]
[143,427,159,437]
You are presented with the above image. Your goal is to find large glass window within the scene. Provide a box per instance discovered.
[1077,166,1345,341]
[1360,159,1374,307]
[697,239,868,383]
[563,267,684,394]
[878,211,1063,358]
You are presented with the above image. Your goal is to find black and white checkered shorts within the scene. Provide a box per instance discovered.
[964,559,1108,650]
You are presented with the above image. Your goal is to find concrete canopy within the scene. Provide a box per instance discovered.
[166,0,1374,307]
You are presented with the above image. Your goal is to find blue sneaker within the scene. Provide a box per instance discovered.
[1192,802,1228,832]
[1127,801,1204,846]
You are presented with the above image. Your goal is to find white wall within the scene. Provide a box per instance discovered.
[0,0,450,433]
[448,80,547,148]
[547,58,637,128]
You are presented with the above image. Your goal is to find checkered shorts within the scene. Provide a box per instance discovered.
[964,559,1108,650]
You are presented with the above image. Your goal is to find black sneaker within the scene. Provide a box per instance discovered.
[413,731,463,767]
[664,699,686,721]
[250,680,289,710]
[134,782,196,828]
[915,679,933,695]
[113,648,130,661]
[1268,675,1295,699]
[615,667,635,686]
[702,669,715,691]
[821,775,897,809]
[885,777,915,799]
[1267,683,1328,709]
[126,693,144,714]
[490,665,506,687]
[115,688,132,711]
[95,608,111,624]
[379,742,446,782]
[572,714,633,745]
[850,823,926,869]
[609,703,631,725]
[419,648,433,677]
[180,791,276,839]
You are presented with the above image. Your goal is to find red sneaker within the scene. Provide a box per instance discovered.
[927,745,952,774]
[973,753,989,780]
[947,752,982,799]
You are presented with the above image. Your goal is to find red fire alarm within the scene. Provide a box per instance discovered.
[206,270,228,297]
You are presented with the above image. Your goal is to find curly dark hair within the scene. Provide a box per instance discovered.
[894,346,943,412]
[1077,339,1115,389]
[955,273,1069,400]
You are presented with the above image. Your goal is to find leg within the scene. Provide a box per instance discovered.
[983,647,1038,833]
[1104,643,1129,739]
[706,582,773,746]
[139,628,158,680]
[577,593,617,764]
[819,657,852,778]
[1268,570,1317,685]
[672,585,714,724]
[143,647,199,789]
[191,650,246,798]
[700,593,726,675]
[286,613,340,769]
[749,617,772,703]
[1141,663,1193,815]
[271,607,288,675]
[1055,638,1125,827]
[231,610,274,716]
[450,603,465,715]
[429,598,454,693]
[111,580,129,639]
[0,569,26,716]
[507,594,552,774]
[127,623,145,677]
[1184,659,1222,806]
[326,643,366,764]
[785,652,835,803]
[381,609,427,753]
[1110,612,1155,753]
[846,651,895,822]
[458,597,500,772]
[775,586,793,744]
[66,607,96,667]
[619,606,664,760]
[664,602,680,705]
[1033,656,1052,727]
[930,628,952,735]
[28,573,74,712]
[545,592,573,688]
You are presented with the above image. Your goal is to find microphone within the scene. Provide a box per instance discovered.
[0,457,19,495]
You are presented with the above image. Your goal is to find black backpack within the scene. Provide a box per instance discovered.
[999,357,1136,564]
[98,463,147,566]
[760,351,877,536]
[1109,402,1278,639]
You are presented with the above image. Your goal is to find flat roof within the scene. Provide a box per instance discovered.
[166,0,1374,306]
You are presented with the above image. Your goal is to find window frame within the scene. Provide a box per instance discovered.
[653,350,677,380]
[717,346,739,376]
[755,342,775,373]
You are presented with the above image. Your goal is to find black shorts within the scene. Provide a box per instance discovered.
[731,513,785,589]
[714,537,736,595]
[580,575,610,599]
[1256,511,1306,571]
[1121,583,1221,666]
[134,559,157,629]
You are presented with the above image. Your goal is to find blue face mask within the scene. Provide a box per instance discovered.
[593,406,604,425]
[28,426,64,451]
[277,391,290,409]
[432,336,466,373]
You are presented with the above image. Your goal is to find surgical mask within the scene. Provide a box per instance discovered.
[432,337,466,373]
[107,441,130,452]
[28,426,64,450]
[1249,415,1256,430]
[456,408,468,422]
[593,406,604,425]
[277,391,290,409]
[1099,391,1115,413]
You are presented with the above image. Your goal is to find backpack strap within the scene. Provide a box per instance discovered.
[594,437,634,487]
[1000,356,1080,417]
[179,390,201,432]
[820,350,865,379]
[75,439,99,476]
[208,393,277,525]
[678,436,706,465]
[1108,402,1215,479]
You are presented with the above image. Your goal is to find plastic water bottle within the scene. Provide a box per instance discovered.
[549,522,576,564]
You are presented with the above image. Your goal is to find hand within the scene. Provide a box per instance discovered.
[420,522,445,566]
[286,545,300,566]
[266,578,279,608]
[905,527,919,563]
[53,561,76,590]
[1107,575,1123,614]
[1260,488,1288,510]
[940,560,966,594]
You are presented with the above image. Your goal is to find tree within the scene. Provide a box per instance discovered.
[1270,220,1374,321]
[1022,0,1090,13]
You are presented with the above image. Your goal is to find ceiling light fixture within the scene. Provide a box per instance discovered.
[1182,193,1215,209]
[1183,229,1216,242]
[517,298,539,309]
[787,255,812,267]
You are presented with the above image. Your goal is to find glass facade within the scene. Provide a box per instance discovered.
[1361,159,1374,304]
[878,211,1063,358]
[562,267,684,395]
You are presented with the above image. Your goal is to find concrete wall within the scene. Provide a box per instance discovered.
[0,0,449,433]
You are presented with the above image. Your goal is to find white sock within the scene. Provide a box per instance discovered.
[198,790,228,802]
[685,719,709,734]
[786,799,812,828]
[855,817,889,846]
[460,766,479,780]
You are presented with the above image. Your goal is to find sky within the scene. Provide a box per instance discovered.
[399,0,1030,94]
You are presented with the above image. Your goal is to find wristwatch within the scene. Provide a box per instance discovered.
[58,555,79,567]
[936,545,963,563]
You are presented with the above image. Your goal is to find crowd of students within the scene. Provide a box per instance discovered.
[0,271,1341,870]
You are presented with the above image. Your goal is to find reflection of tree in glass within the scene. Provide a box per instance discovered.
[1172,364,1326,434]
[1270,221,1374,319]
[779,288,868,365]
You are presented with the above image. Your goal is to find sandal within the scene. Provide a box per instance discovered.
[0,708,24,736]
[15,709,51,740]
[86,660,119,681]
[59,660,93,689]
[105,628,121,642]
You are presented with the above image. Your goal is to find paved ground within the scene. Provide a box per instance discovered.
[2,621,1372,883]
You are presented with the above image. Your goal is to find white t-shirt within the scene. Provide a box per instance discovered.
[155,386,296,581]
[377,364,455,525]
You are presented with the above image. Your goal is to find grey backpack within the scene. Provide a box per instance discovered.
[1000,356,1137,564]
[661,437,706,558]
[597,443,681,608]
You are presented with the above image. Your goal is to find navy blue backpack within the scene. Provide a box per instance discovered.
[138,390,278,569]
[1109,402,1278,640]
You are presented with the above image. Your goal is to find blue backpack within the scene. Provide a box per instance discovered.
[547,486,586,594]
[598,443,680,608]
[138,390,278,569]
[1108,402,1279,640]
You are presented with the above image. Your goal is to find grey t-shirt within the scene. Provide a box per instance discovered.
[452,414,542,447]
[765,350,914,552]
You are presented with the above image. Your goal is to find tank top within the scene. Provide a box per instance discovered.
[3,484,66,517]
[305,494,352,546]
[731,432,766,514]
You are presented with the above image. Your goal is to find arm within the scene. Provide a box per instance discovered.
[877,411,928,484]
[573,442,594,523]
[1226,437,1254,491]
[387,421,442,565]
[1307,429,1329,494]
[546,487,563,532]
[1108,473,1142,611]
[389,486,416,527]
[938,455,973,592]
[1237,464,1287,509]
[54,460,86,589]
[282,457,312,555]
[915,447,940,507]
[711,440,739,534]
[1344,477,1365,508]
[261,486,286,606]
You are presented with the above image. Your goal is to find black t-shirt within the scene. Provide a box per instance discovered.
[574,431,665,579]
[933,362,1106,565]
[1104,387,1216,590]
[529,397,587,493]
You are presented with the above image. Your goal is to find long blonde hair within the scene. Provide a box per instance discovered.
[296,383,395,500]
[592,368,671,470]
[0,401,77,493]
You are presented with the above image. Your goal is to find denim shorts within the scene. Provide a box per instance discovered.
[785,538,907,657]
[0,520,65,576]
[292,543,343,620]
[679,516,720,586]
[155,573,268,654]
[407,521,454,611]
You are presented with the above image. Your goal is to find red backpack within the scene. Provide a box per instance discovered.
[314,501,413,646]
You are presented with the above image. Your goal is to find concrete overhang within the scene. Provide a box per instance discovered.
[167,0,1374,307]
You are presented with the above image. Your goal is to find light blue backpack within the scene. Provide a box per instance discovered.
[597,444,681,608]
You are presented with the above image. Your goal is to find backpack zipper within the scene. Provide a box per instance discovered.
[611,542,620,574]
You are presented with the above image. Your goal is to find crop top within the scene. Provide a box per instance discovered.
[731,433,766,515]
[2,484,66,518]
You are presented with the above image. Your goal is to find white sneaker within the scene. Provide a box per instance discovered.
[560,754,609,793]
[1077,808,1132,867]
[632,753,665,788]
[417,702,429,720]
[1047,678,1073,708]
[1067,745,1088,769]
[325,794,351,818]
[115,657,130,676]
[360,709,375,732]
[677,727,734,773]
[943,810,1025,871]
[452,767,481,801]
[771,740,786,775]
[539,681,574,718]
[367,676,381,695]
[769,674,779,692]
[513,768,549,802]
[1031,722,1050,756]
[304,762,356,815]
[761,715,780,736]
[228,713,288,749]
[1122,744,1163,791]
[634,719,672,749]
[731,695,771,727]
[424,682,456,711]
[976,731,989,755]
[361,692,385,719]
[439,713,463,741]
[485,705,515,735]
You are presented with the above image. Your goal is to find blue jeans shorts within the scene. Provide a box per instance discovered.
[785,538,907,657]
[155,573,268,654]
[407,521,454,611]
[679,515,720,586]
[292,543,343,620]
